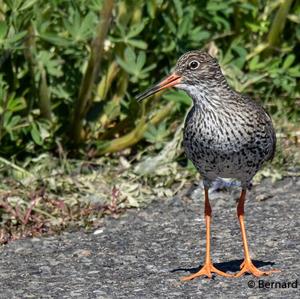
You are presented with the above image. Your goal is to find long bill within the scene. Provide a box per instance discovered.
[136,73,182,102]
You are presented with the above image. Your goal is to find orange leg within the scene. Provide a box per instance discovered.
[181,188,232,281]
[235,189,280,277]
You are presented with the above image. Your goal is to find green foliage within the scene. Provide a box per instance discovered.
[0,0,299,161]
[116,47,156,83]
[1,0,300,241]
[144,122,169,150]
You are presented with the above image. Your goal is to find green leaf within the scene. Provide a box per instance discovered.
[207,2,230,12]
[30,123,43,145]
[7,96,27,112]
[144,122,169,149]
[79,12,96,39]
[142,63,156,73]
[162,40,175,53]
[190,29,210,42]
[173,0,183,18]
[5,0,22,10]
[116,56,135,75]
[288,66,300,77]
[0,21,8,39]
[3,111,12,128]
[282,54,295,69]
[39,33,71,47]
[65,11,96,42]
[146,0,156,18]
[7,31,27,44]
[127,22,146,39]
[37,51,63,77]
[127,39,147,49]
[136,52,146,69]
[8,115,21,129]
[249,56,259,71]
[178,17,191,38]
[163,15,176,34]
[124,47,136,64]
[19,0,38,11]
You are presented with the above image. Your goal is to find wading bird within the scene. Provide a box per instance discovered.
[136,50,279,280]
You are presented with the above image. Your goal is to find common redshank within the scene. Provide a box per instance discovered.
[136,50,280,280]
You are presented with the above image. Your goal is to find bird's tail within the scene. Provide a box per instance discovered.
[210,178,241,192]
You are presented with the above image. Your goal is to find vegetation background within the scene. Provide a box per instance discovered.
[0,0,299,242]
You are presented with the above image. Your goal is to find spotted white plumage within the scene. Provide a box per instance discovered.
[175,51,276,189]
[136,50,280,280]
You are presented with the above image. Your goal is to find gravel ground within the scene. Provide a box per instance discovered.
[0,177,299,299]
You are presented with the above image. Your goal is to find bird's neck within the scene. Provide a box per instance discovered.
[187,80,234,112]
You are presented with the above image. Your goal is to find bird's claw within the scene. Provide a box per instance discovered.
[235,259,280,277]
[180,262,233,281]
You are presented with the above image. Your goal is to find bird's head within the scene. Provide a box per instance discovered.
[136,50,223,102]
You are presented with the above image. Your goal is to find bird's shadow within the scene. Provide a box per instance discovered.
[171,259,276,277]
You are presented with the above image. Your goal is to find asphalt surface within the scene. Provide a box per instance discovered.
[0,177,299,298]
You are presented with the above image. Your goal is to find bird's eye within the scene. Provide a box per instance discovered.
[189,60,199,70]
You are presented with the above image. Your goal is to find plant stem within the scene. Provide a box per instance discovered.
[97,61,119,100]
[70,0,115,144]
[38,65,52,120]
[97,102,174,155]
[267,0,294,50]
[0,157,34,178]
[24,23,38,114]
[0,89,8,141]
[24,23,51,120]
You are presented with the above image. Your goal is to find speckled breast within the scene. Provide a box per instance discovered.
[183,106,272,182]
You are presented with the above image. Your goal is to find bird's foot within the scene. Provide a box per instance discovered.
[235,259,280,277]
[180,261,233,281]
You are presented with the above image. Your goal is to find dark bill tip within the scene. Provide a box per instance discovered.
[136,85,161,102]
[136,73,181,102]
